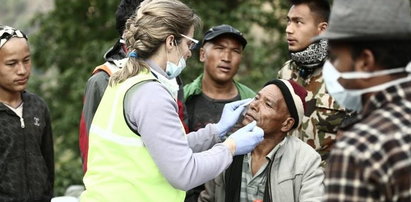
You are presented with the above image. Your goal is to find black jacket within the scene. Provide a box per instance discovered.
[0,91,54,202]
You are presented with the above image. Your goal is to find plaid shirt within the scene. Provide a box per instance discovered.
[324,81,411,201]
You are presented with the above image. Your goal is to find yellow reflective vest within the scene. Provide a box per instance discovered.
[81,71,185,202]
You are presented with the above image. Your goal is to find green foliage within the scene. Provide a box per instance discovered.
[28,0,291,196]
[29,0,119,195]
[182,0,290,89]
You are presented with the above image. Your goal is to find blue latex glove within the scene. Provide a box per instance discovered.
[216,98,253,137]
[228,121,264,155]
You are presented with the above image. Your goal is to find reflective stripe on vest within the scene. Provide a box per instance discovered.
[89,125,144,147]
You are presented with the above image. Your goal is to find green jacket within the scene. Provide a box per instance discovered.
[183,74,256,102]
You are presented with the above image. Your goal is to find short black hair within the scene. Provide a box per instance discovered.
[290,0,330,22]
[350,40,411,70]
[115,0,143,36]
[331,40,411,70]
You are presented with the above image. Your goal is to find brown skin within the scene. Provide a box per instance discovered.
[242,85,295,175]
[286,4,327,52]
[200,36,243,100]
[0,37,31,108]
[328,42,407,107]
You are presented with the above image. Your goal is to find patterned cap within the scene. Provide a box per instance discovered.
[0,25,28,49]
[264,79,307,129]
[314,0,411,41]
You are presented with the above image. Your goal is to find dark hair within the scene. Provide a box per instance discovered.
[349,40,411,69]
[290,0,330,22]
[115,0,144,36]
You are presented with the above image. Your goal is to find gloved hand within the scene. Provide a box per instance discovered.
[227,121,264,155]
[215,98,253,137]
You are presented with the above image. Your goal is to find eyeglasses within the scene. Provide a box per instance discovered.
[180,34,199,50]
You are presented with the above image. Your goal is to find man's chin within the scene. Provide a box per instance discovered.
[241,117,260,128]
[288,47,302,53]
[241,119,250,127]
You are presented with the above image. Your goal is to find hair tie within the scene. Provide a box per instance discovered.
[128,51,138,58]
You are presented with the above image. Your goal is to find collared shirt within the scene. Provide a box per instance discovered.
[240,139,286,202]
[324,80,411,201]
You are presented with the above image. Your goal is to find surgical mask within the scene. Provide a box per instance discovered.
[165,42,186,79]
[166,57,186,79]
[323,60,411,112]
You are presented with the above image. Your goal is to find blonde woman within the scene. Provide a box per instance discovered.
[81,0,264,201]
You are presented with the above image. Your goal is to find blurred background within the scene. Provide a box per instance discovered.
[1,0,290,195]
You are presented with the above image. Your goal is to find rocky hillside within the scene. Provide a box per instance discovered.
[0,0,54,34]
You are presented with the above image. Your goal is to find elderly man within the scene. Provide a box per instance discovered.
[199,79,324,202]
[315,0,411,201]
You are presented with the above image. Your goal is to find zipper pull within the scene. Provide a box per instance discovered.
[20,117,25,128]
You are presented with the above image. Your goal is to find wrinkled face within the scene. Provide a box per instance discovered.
[0,37,31,96]
[200,36,243,84]
[242,85,291,136]
[168,26,195,65]
[286,4,324,52]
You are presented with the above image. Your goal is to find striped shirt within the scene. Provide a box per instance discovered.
[324,81,411,201]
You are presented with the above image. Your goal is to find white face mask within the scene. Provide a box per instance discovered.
[323,60,411,112]
[165,42,186,79]
[166,57,186,79]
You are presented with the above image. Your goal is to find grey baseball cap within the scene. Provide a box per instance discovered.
[202,24,247,48]
[314,0,411,41]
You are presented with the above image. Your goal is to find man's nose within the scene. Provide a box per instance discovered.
[221,50,231,62]
[249,100,259,112]
[286,23,294,34]
[16,63,28,75]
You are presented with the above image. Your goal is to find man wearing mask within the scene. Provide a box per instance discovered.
[277,0,348,161]
[316,0,411,201]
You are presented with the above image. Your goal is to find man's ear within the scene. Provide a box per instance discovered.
[199,47,206,62]
[281,117,295,133]
[318,22,328,34]
[355,49,377,72]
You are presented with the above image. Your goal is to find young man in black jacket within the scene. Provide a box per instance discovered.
[0,25,54,202]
